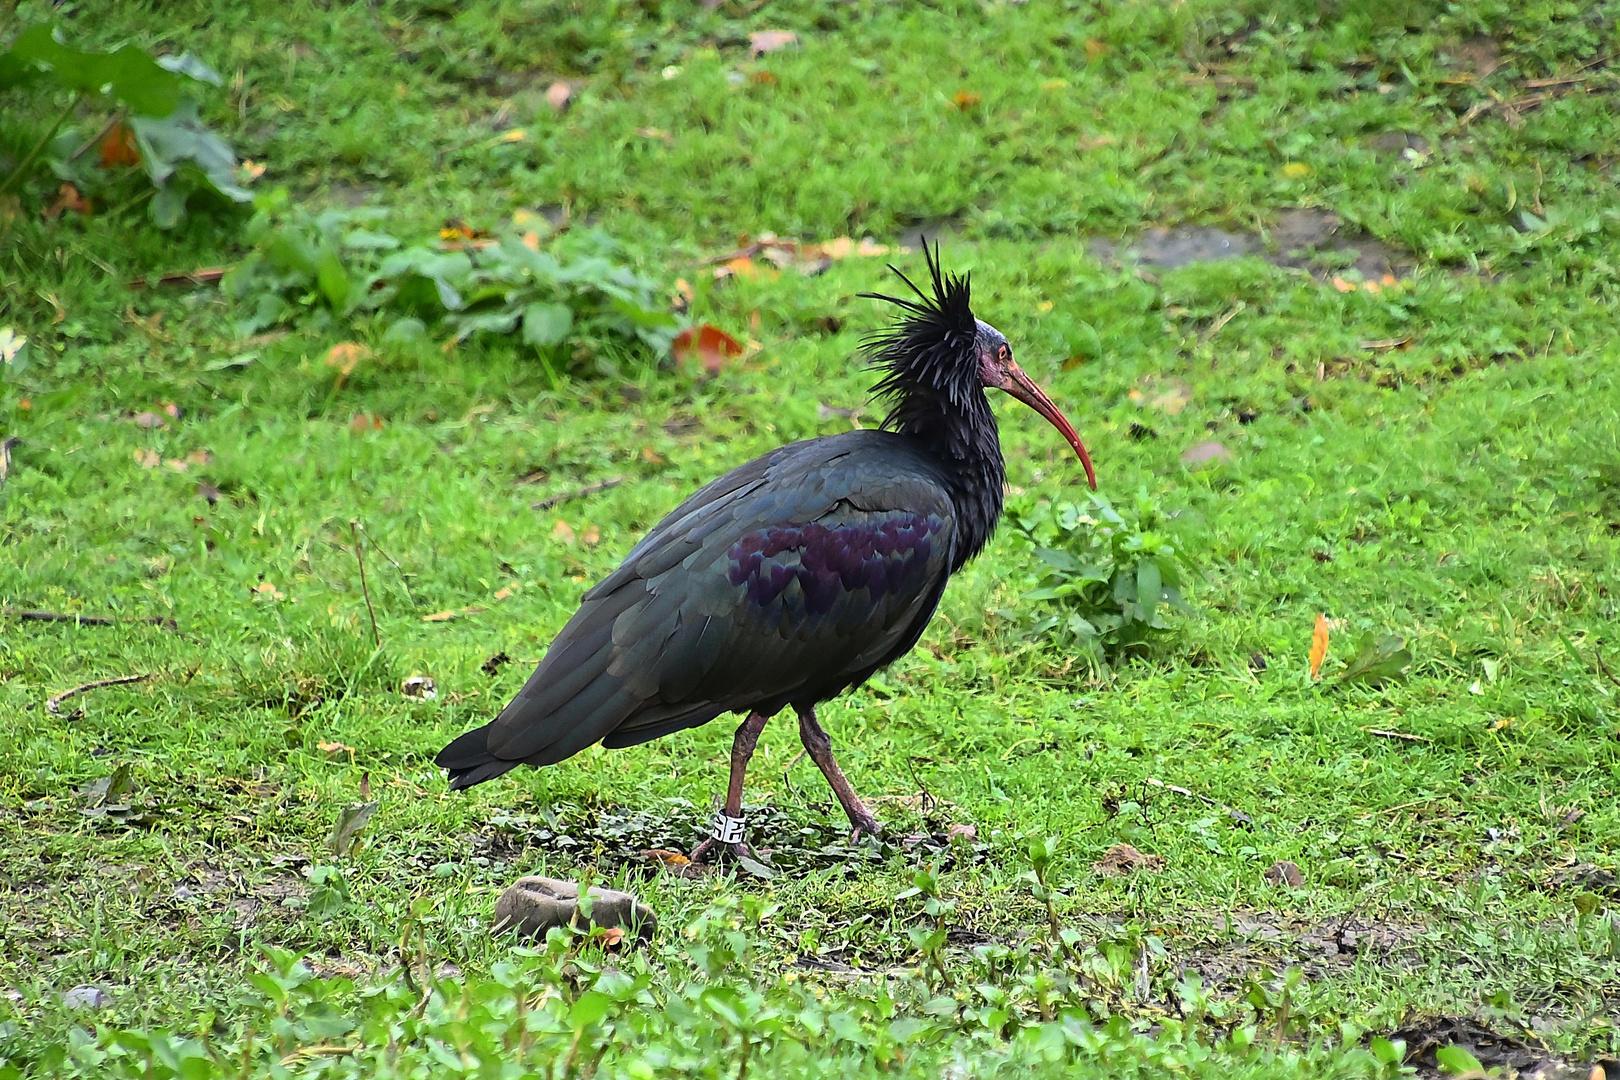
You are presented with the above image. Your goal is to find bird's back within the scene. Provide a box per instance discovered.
[437,429,960,788]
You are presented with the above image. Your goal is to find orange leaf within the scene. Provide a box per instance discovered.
[134,448,160,469]
[98,123,141,168]
[951,90,981,110]
[326,342,370,378]
[599,926,626,947]
[581,525,601,546]
[551,519,576,543]
[1331,276,1356,293]
[317,740,354,756]
[672,324,745,375]
[1084,38,1109,62]
[1309,614,1330,680]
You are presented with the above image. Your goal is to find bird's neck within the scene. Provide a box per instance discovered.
[894,392,1006,570]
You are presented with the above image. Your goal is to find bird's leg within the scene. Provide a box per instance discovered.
[689,711,769,864]
[797,706,881,841]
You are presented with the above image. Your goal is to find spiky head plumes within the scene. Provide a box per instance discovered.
[861,243,998,459]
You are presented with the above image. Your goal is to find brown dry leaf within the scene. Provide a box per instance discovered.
[951,90,982,110]
[253,581,285,600]
[317,740,355,756]
[164,458,189,473]
[42,183,92,220]
[1264,860,1304,888]
[186,449,212,466]
[642,848,692,866]
[545,80,573,113]
[99,123,141,168]
[748,70,778,86]
[161,401,181,420]
[635,127,674,145]
[422,610,457,623]
[1309,614,1330,680]
[1331,275,1357,293]
[132,411,167,429]
[1092,844,1165,876]
[239,160,267,183]
[581,525,601,546]
[672,324,745,375]
[326,342,370,385]
[1083,38,1108,62]
[855,238,891,257]
[551,519,576,543]
[349,413,383,433]
[492,583,518,601]
[599,926,626,948]
[748,30,798,56]
[133,448,160,469]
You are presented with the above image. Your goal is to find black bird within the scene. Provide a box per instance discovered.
[436,246,1095,861]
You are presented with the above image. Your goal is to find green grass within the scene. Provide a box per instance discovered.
[3,1,1619,1076]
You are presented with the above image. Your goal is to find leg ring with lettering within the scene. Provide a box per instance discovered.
[711,812,746,844]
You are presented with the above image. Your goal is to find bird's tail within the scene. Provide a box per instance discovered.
[435,723,521,790]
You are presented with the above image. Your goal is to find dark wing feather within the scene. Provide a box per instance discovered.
[437,430,956,786]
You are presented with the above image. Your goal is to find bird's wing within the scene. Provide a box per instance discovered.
[478,432,955,766]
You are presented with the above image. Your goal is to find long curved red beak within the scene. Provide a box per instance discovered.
[1001,361,1097,490]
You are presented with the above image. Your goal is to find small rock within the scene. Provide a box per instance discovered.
[1092,843,1166,876]
[493,876,656,942]
[401,675,437,700]
[62,985,109,1009]
[1265,859,1305,888]
[1180,440,1233,469]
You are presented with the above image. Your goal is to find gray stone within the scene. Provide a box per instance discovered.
[492,876,656,942]
[62,985,109,1009]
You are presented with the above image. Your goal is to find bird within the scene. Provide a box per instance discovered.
[436,244,1095,863]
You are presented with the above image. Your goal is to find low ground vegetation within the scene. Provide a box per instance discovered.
[2,1,1618,1076]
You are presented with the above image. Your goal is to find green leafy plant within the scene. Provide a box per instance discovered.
[223,190,680,380]
[1010,491,1188,660]
[0,24,250,224]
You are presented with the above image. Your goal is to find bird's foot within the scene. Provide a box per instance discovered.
[846,810,882,845]
[688,837,760,865]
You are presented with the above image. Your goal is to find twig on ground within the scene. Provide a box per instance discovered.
[531,475,625,511]
[1591,647,1620,691]
[351,519,381,648]
[6,608,176,629]
[126,266,232,291]
[1360,727,1429,743]
[354,521,415,607]
[1145,776,1254,826]
[66,109,127,163]
[46,673,152,717]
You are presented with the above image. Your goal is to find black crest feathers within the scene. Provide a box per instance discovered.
[861,243,981,422]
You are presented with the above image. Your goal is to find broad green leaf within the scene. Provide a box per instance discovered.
[1338,634,1413,687]
[4,26,183,116]
[570,991,613,1028]
[1434,1044,1483,1075]
[1137,558,1162,624]
[314,248,351,310]
[325,801,376,856]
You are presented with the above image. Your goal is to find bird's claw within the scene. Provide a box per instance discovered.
[688,837,758,865]
[847,815,882,845]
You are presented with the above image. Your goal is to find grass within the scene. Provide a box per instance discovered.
[3,0,1619,1075]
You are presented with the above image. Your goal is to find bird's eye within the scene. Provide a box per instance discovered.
[997,345,1010,364]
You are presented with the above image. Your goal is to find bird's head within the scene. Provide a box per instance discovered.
[863,244,1097,489]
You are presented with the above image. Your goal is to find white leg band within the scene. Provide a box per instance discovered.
[711,812,746,844]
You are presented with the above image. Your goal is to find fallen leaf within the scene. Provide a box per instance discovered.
[133,448,160,469]
[186,449,212,466]
[1092,844,1165,876]
[855,238,890,257]
[1331,275,1357,293]
[164,458,189,472]
[1264,860,1304,887]
[496,128,526,143]
[1489,717,1513,731]
[1309,614,1330,680]
[1083,38,1108,62]
[545,80,573,112]
[238,160,267,183]
[635,127,674,144]
[951,90,981,110]
[317,740,355,756]
[551,519,576,543]
[492,583,518,601]
[599,926,626,947]
[42,183,92,220]
[349,413,383,433]
[642,446,664,464]
[1180,440,1232,468]
[1282,162,1312,179]
[0,437,17,488]
[748,70,778,86]
[748,30,798,56]
[422,610,457,622]
[401,675,437,700]
[671,278,694,314]
[581,525,601,546]
[98,123,141,168]
[642,848,691,866]
[326,342,370,383]
[326,801,377,856]
[1338,633,1412,686]
[821,236,855,260]
[672,324,745,375]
